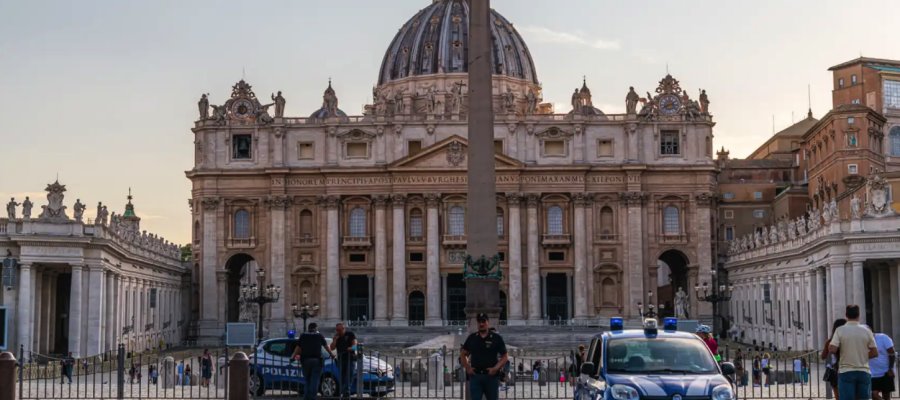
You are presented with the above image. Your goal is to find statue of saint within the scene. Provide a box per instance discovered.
[271,91,286,118]
[504,88,516,113]
[674,287,689,319]
[95,202,104,224]
[851,194,861,219]
[6,198,19,220]
[73,199,86,222]
[699,89,710,114]
[324,87,339,116]
[198,93,209,120]
[570,88,581,114]
[22,196,33,219]
[99,205,109,226]
[394,88,406,115]
[625,86,640,114]
[451,81,465,114]
[525,88,537,115]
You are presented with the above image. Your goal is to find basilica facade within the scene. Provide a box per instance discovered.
[188,0,718,341]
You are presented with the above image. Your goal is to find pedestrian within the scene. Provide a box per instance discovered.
[292,322,335,400]
[61,352,74,384]
[149,365,159,384]
[870,332,896,400]
[752,355,761,387]
[734,350,746,386]
[696,325,719,358]
[828,305,878,400]
[518,361,524,377]
[822,318,847,400]
[184,363,192,386]
[761,352,771,387]
[532,360,540,381]
[331,322,358,399]
[176,361,184,385]
[460,313,509,400]
[793,357,802,384]
[801,357,809,384]
[128,363,136,384]
[200,349,213,387]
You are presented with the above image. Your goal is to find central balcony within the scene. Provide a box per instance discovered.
[541,234,572,247]
[441,234,467,248]
[342,236,372,249]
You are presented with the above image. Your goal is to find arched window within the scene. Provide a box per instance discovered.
[599,206,614,236]
[448,206,465,235]
[663,206,680,235]
[409,208,423,238]
[891,126,900,156]
[601,278,617,306]
[299,210,313,238]
[233,210,250,239]
[496,207,505,238]
[547,206,564,235]
[349,207,366,237]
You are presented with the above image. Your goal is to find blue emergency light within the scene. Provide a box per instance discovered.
[610,317,624,332]
[287,330,296,339]
[663,317,678,331]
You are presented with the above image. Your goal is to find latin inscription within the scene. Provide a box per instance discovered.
[273,174,630,187]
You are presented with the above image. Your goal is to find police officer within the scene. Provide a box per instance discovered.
[461,313,509,400]
[292,323,335,400]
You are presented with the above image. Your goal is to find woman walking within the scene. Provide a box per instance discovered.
[761,353,771,387]
[821,318,847,400]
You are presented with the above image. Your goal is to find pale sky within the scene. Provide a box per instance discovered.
[1,0,898,245]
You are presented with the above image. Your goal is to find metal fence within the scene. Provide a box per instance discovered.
[17,344,229,399]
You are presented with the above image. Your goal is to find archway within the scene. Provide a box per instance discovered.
[225,253,256,323]
[657,250,689,318]
[408,291,425,323]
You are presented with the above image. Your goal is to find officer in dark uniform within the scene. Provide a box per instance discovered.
[292,323,335,400]
[460,313,509,400]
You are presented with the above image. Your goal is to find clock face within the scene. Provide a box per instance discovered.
[231,99,256,118]
[658,94,681,116]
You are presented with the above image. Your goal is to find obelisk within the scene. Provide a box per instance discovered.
[464,0,501,331]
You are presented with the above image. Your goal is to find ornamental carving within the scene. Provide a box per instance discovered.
[866,169,895,217]
[424,193,442,207]
[505,193,522,206]
[618,191,645,206]
[391,194,407,207]
[524,194,540,207]
[695,192,715,207]
[317,195,340,209]
[372,195,389,207]
[572,192,593,207]
[201,197,220,210]
[446,141,466,166]
[265,195,291,209]
[37,180,70,222]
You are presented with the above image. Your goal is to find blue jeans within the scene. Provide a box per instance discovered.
[469,373,500,400]
[301,358,323,400]
[838,371,872,400]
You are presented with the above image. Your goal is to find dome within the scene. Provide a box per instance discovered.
[377,0,539,86]
[309,80,348,119]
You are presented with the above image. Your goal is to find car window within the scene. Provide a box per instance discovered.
[605,338,717,374]
[586,338,602,377]
[264,341,290,358]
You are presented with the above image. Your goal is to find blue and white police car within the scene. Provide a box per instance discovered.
[249,334,395,397]
[575,317,736,400]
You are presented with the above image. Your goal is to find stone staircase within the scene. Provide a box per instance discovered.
[349,325,605,353]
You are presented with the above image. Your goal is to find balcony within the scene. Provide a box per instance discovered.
[227,237,257,249]
[295,234,318,246]
[541,234,572,247]
[659,234,687,244]
[407,236,424,244]
[342,236,372,249]
[442,234,467,247]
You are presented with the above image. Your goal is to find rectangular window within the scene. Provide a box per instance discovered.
[838,78,845,88]
[408,140,422,156]
[543,140,566,156]
[548,251,565,262]
[722,192,735,200]
[346,142,369,158]
[232,134,252,159]
[885,80,900,108]
[753,191,763,200]
[409,252,424,263]
[349,253,366,263]
[724,210,734,219]
[150,288,157,308]
[494,140,504,154]
[753,209,765,219]
[851,99,861,105]
[660,130,680,155]
[725,226,734,241]
[851,74,858,85]
[847,117,855,124]
[848,164,858,175]
[298,142,314,159]
[498,252,506,262]
[763,284,771,303]
[597,140,613,157]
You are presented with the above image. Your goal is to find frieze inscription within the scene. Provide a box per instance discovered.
[274,174,629,187]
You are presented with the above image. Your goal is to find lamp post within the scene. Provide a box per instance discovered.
[291,292,320,332]
[637,290,658,318]
[238,268,281,345]
[695,279,733,334]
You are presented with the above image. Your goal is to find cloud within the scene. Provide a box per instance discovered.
[519,25,620,50]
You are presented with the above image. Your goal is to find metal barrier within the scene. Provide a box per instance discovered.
[17,344,229,399]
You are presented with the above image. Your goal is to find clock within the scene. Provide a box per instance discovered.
[230,98,256,119]
[658,94,681,116]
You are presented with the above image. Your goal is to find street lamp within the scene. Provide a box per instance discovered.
[637,290,658,318]
[292,292,320,332]
[238,268,281,344]
[695,280,733,334]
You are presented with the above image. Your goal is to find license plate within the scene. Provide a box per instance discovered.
[376,385,387,392]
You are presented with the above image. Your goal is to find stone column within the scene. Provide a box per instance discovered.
[17,263,33,355]
[525,194,541,323]
[851,261,865,323]
[506,193,524,324]
[373,195,388,325]
[804,271,814,350]
[425,194,442,326]
[106,272,115,352]
[199,197,220,339]
[830,262,847,324]
[48,273,57,352]
[86,265,105,356]
[41,273,52,353]
[268,195,289,334]
[323,196,341,321]
[391,194,408,325]
[32,270,42,354]
[694,193,714,319]
[573,193,589,319]
[69,265,84,357]
[891,264,900,340]
[621,192,644,319]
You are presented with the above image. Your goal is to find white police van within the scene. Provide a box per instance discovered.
[575,317,735,400]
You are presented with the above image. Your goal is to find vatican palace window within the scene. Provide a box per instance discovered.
[298,142,314,159]
[660,130,680,155]
[547,206,564,235]
[890,126,900,156]
[848,164,858,175]
[662,206,680,235]
[349,207,367,237]
[409,208,424,238]
[232,134,252,159]
[346,142,369,159]
[448,206,465,235]
[885,80,900,108]
[233,209,251,239]
[299,209,314,238]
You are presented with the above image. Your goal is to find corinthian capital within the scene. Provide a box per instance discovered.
[266,195,291,209]
[391,193,407,207]
[618,191,645,206]
[695,192,716,207]
[200,197,220,210]
[317,195,340,209]
[372,195,389,207]
[524,193,540,207]
[572,192,593,207]
[424,193,442,207]
[505,193,522,206]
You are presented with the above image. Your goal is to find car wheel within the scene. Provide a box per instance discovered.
[319,374,338,398]
[249,371,265,397]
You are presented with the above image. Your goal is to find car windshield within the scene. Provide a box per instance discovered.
[605,337,718,374]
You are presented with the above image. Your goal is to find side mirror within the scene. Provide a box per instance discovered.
[720,362,735,376]
[580,362,595,376]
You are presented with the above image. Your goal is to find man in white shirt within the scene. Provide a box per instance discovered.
[870,332,896,400]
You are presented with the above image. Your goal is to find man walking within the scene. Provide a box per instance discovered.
[292,323,334,400]
[460,313,509,400]
[829,305,878,400]
[870,332,896,400]
[331,322,358,399]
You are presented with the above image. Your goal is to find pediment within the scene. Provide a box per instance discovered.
[389,135,524,169]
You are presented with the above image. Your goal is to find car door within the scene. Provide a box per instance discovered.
[261,339,301,386]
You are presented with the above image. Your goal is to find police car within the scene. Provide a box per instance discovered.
[575,317,736,400]
[249,334,395,397]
